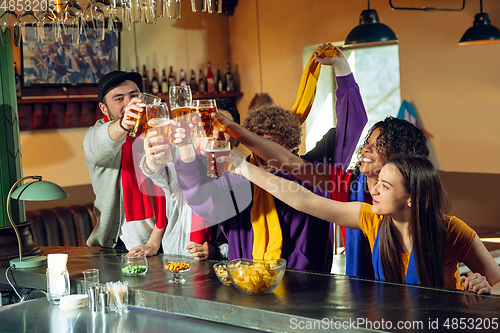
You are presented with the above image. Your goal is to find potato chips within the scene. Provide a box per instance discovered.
[227,259,286,294]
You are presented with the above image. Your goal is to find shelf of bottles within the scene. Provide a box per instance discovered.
[15,61,242,131]
[142,61,242,103]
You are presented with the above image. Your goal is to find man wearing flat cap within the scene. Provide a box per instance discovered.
[83,71,166,250]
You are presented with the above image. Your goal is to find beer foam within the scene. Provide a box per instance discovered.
[206,147,230,153]
[148,118,169,127]
[136,103,147,107]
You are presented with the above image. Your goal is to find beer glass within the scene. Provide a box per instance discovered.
[147,102,172,163]
[169,85,193,145]
[143,0,157,24]
[36,7,58,44]
[190,0,203,12]
[19,10,39,44]
[128,0,142,23]
[58,0,82,45]
[0,11,21,47]
[193,99,216,137]
[206,139,231,178]
[129,93,161,137]
[166,0,181,19]
[81,0,106,41]
[110,0,131,32]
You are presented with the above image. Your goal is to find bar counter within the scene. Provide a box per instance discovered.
[1,247,500,332]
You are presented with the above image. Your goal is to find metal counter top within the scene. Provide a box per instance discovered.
[0,298,262,333]
[1,247,500,332]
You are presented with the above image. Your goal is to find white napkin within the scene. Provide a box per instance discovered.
[47,254,68,295]
[48,253,68,272]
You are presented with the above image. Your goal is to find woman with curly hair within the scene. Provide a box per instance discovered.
[223,154,500,295]
[173,45,367,272]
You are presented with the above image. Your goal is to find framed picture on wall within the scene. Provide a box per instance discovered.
[20,28,120,87]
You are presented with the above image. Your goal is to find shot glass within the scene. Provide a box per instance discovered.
[129,93,161,137]
[193,99,217,138]
[206,139,231,178]
[147,102,173,163]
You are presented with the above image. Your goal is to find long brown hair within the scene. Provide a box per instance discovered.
[379,156,450,287]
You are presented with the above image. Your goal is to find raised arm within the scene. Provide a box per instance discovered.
[213,45,366,192]
[229,157,361,229]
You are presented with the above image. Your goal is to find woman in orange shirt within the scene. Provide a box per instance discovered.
[224,154,500,294]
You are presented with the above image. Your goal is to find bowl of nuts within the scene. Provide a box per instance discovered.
[213,262,232,286]
[164,258,191,284]
[226,258,287,295]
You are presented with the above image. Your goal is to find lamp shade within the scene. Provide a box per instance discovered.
[7,177,68,269]
[11,180,69,201]
[344,9,398,49]
[459,13,500,45]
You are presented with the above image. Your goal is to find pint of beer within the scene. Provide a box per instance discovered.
[147,102,172,164]
[206,139,231,178]
[193,99,217,137]
[169,85,193,145]
[129,93,161,137]
[171,107,195,145]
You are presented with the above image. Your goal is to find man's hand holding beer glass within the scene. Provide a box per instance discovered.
[121,97,144,134]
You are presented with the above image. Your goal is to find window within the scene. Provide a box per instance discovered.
[305,44,401,168]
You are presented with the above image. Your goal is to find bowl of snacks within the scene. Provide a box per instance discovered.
[164,258,191,284]
[121,253,148,276]
[213,262,232,286]
[226,258,287,295]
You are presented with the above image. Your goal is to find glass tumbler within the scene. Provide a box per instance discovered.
[121,253,148,276]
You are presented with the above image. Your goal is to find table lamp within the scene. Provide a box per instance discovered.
[7,176,69,269]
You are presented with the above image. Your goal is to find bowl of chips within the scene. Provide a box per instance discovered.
[226,258,287,295]
[213,262,232,286]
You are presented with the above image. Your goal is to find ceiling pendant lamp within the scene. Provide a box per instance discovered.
[344,0,398,49]
[459,0,500,45]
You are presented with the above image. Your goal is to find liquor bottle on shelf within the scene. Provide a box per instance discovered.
[161,69,168,94]
[225,62,234,92]
[189,70,197,94]
[14,62,21,97]
[216,69,223,93]
[168,66,176,89]
[198,69,205,94]
[179,69,187,86]
[142,65,149,93]
[206,62,215,94]
[151,68,160,95]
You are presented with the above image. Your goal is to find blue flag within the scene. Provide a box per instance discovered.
[397,100,419,127]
